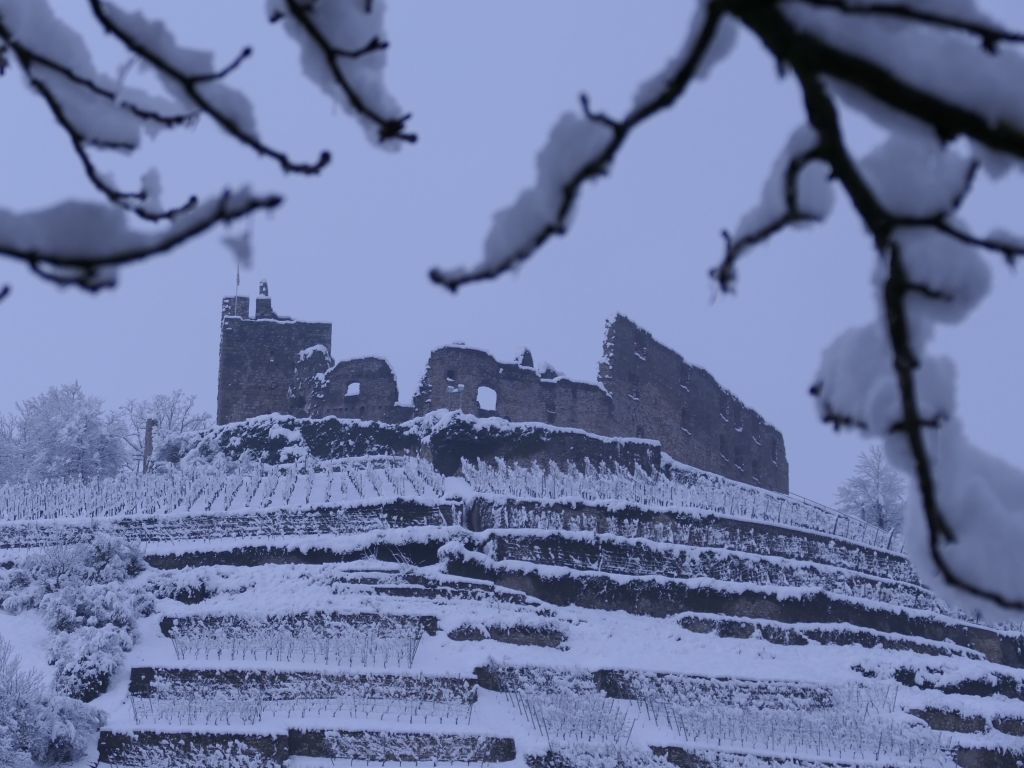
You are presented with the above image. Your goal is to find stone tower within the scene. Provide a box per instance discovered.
[216,282,332,425]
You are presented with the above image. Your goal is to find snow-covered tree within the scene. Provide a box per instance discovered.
[0,413,16,485]
[835,446,906,533]
[11,383,125,482]
[119,390,211,471]
[0,636,103,764]
[2,2,1024,612]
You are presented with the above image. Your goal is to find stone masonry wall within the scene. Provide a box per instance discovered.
[599,315,788,492]
[410,316,787,492]
[217,285,331,425]
[290,344,414,423]
[218,292,787,493]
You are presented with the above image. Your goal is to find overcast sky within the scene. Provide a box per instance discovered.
[1,1,1021,504]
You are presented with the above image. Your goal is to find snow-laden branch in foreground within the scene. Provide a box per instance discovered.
[269,0,415,145]
[0,0,413,289]
[0,189,280,290]
[713,125,832,292]
[0,1,199,220]
[786,0,1024,50]
[434,0,1024,613]
[788,51,1024,612]
[89,0,329,175]
[428,3,737,291]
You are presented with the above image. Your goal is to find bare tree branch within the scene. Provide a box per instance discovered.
[712,143,826,292]
[429,6,727,292]
[0,191,281,291]
[282,0,415,143]
[192,46,252,84]
[89,0,330,175]
[786,0,1024,52]
[787,44,1024,609]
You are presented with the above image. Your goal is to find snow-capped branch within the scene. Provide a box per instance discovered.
[271,0,415,144]
[0,10,199,221]
[740,5,1024,159]
[26,71,199,222]
[713,126,831,292]
[0,35,196,129]
[89,0,330,175]
[0,190,281,290]
[789,45,1020,610]
[932,224,1024,266]
[429,4,733,291]
[787,0,1024,51]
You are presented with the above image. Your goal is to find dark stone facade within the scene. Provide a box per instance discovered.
[217,289,787,492]
[217,282,331,425]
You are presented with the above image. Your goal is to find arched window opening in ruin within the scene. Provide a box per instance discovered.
[346,382,361,398]
[476,386,497,413]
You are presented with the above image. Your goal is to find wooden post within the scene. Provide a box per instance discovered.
[142,418,158,473]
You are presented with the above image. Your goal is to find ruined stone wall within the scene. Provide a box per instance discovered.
[217,290,331,425]
[599,315,788,493]
[217,290,787,492]
[295,351,411,423]
[412,347,615,434]
[409,319,787,493]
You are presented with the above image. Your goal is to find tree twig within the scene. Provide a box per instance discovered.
[282,0,415,143]
[786,0,1024,52]
[429,5,727,291]
[90,0,330,174]
[712,144,825,292]
[1,191,282,291]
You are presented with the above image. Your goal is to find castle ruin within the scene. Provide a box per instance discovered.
[218,282,789,493]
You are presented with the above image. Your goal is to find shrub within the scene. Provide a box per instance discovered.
[38,582,153,634]
[0,533,150,701]
[49,624,133,702]
[0,533,146,613]
[0,636,104,764]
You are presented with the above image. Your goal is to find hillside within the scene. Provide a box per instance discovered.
[1,411,1022,767]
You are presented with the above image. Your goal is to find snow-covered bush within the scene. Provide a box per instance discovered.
[48,624,133,701]
[0,533,150,701]
[0,636,104,765]
[1,532,147,614]
[38,582,152,634]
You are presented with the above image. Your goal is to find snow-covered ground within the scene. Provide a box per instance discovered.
[1,451,1022,766]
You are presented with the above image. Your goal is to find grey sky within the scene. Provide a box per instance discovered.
[1,1,1021,505]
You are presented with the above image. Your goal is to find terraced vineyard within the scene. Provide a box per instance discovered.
[3,413,1024,767]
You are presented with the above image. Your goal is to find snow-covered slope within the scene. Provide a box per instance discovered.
[1,412,1022,767]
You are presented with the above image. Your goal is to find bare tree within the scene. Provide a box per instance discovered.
[119,390,211,472]
[835,446,906,533]
[3,2,1024,611]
